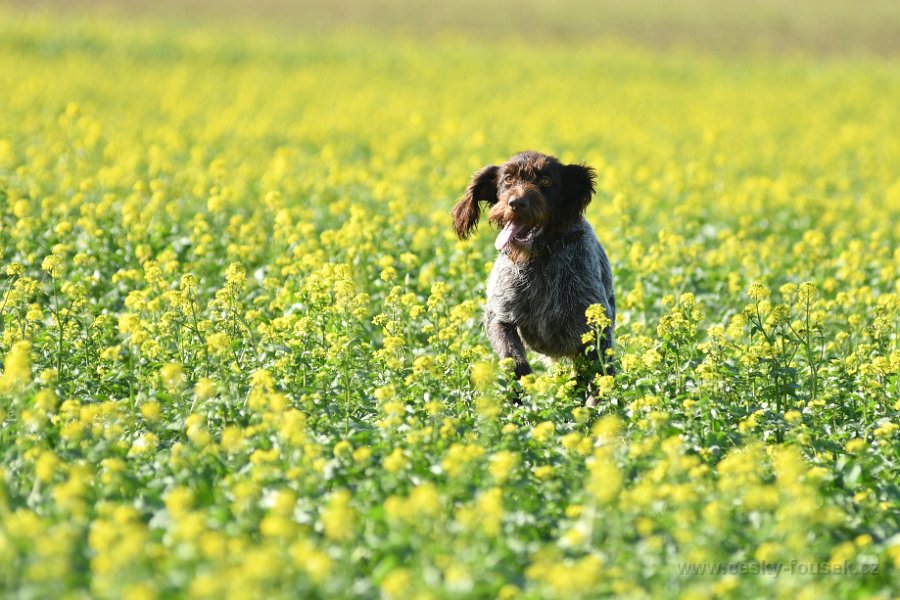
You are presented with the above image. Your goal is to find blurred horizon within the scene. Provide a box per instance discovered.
[5,0,900,57]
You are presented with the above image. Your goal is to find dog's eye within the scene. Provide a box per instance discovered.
[539,176,552,187]
[503,175,515,186]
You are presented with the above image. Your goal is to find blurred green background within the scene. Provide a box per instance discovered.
[6,0,900,56]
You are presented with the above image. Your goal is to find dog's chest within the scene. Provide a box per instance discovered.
[487,242,604,356]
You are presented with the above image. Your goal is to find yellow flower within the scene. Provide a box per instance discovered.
[459,487,504,537]
[220,426,243,452]
[206,332,232,357]
[470,361,496,390]
[407,482,441,518]
[353,446,372,463]
[748,281,770,301]
[35,450,59,482]
[333,440,353,458]
[194,377,217,401]
[189,573,222,597]
[224,262,246,288]
[531,421,556,444]
[291,541,333,584]
[798,281,818,303]
[444,562,473,592]
[41,254,63,277]
[380,568,412,599]
[587,449,622,505]
[559,526,588,548]
[380,266,397,281]
[32,389,57,415]
[117,314,144,339]
[384,448,408,473]
[874,421,898,438]
[128,432,159,456]
[1,341,32,391]
[844,438,866,454]
[572,407,590,423]
[784,410,802,423]
[475,395,500,420]
[122,583,157,600]
[441,443,484,477]
[321,489,354,542]
[641,349,662,368]
[886,544,900,568]
[592,415,622,443]
[592,375,615,397]
[754,541,779,562]
[165,486,194,517]
[159,362,185,391]
[489,450,519,483]
[560,432,583,452]
[585,303,611,328]
[533,465,554,479]
[140,401,161,421]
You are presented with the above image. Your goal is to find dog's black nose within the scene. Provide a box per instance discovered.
[509,197,527,211]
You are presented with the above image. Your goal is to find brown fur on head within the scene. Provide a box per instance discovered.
[453,151,597,260]
[452,165,498,239]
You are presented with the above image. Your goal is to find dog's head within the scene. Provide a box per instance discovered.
[452,151,596,258]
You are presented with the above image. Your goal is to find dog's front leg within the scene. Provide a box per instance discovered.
[485,311,532,378]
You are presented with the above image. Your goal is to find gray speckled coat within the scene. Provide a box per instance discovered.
[484,217,615,377]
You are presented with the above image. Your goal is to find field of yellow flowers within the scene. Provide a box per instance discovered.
[1,8,899,599]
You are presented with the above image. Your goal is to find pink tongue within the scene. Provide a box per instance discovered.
[495,222,520,250]
[495,222,534,251]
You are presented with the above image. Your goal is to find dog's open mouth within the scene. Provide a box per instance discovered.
[495,222,542,251]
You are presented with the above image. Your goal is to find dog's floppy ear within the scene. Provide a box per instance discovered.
[561,163,597,212]
[452,165,499,239]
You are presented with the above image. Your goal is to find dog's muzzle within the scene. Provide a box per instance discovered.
[495,222,543,251]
